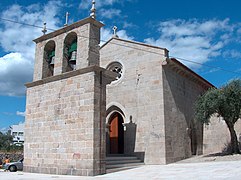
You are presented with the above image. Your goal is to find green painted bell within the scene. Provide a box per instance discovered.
[68,41,77,54]
[48,50,55,58]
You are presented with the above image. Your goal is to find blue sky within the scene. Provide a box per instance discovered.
[0,0,241,131]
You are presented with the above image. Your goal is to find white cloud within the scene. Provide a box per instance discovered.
[144,19,233,68]
[16,111,25,117]
[80,0,136,9]
[2,112,14,116]
[237,27,241,34]
[101,28,114,43]
[117,30,134,41]
[223,50,241,59]
[79,0,134,20]
[0,53,32,96]
[80,0,120,9]
[123,22,138,29]
[0,127,9,133]
[100,28,134,46]
[0,1,62,96]
[99,8,121,19]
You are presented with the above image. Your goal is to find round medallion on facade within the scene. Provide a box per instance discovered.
[107,62,123,82]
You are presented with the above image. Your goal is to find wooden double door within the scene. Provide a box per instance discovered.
[109,113,124,154]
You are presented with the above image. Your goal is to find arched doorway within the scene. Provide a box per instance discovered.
[108,112,124,154]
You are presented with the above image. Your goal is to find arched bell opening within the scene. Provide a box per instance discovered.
[63,32,77,72]
[43,40,56,78]
[107,112,124,154]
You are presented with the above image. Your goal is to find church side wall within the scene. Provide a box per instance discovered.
[24,70,106,176]
[162,64,206,163]
[203,117,241,154]
[100,39,168,164]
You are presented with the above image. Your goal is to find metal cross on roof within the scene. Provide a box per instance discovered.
[112,26,119,38]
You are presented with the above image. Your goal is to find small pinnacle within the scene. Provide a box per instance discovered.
[90,0,96,19]
[42,22,47,35]
[64,12,70,27]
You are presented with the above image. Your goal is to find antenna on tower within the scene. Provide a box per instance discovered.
[64,12,70,27]
[42,22,47,35]
[90,0,96,19]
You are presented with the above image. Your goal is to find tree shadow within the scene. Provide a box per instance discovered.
[204,141,241,157]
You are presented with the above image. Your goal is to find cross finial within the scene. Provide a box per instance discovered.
[64,12,70,27]
[90,0,96,19]
[42,22,47,35]
[112,26,119,38]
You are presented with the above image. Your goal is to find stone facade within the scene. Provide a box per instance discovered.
[25,15,237,177]
[25,67,115,176]
[24,18,116,176]
[100,38,169,164]
[100,38,212,164]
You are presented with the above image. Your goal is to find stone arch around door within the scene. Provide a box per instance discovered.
[107,112,124,154]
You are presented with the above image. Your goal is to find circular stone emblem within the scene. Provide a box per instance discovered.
[107,62,123,81]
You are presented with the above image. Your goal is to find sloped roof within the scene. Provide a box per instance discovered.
[100,37,168,52]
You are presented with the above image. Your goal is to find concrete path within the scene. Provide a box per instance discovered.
[1,160,241,180]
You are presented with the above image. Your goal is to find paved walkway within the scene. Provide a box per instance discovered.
[1,160,241,180]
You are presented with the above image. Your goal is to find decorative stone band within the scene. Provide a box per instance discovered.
[25,65,118,88]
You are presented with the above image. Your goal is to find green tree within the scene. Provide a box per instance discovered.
[0,131,13,152]
[195,79,241,154]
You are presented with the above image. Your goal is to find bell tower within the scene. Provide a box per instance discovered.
[24,1,117,176]
[33,16,103,80]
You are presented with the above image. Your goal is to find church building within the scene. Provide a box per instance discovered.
[24,1,240,176]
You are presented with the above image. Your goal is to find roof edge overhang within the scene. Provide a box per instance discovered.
[100,37,169,54]
[164,58,215,89]
[33,17,104,43]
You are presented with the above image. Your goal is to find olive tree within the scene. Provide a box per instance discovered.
[195,79,241,154]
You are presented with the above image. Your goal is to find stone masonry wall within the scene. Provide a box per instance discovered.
[162,62,208,163]
[203,116,241,154]
[100,38,168,164]
[24,68,109,176]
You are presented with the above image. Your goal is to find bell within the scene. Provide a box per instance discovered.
[70,64,76,70]
[50,56,55,65]
[69,51,76,70]
[69,50,77,63]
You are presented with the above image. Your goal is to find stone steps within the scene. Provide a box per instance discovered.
[106,154,144,173]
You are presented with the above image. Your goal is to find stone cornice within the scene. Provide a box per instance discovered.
[164,58,215,90]
[33,17,104,43]
[25,66,117,88]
